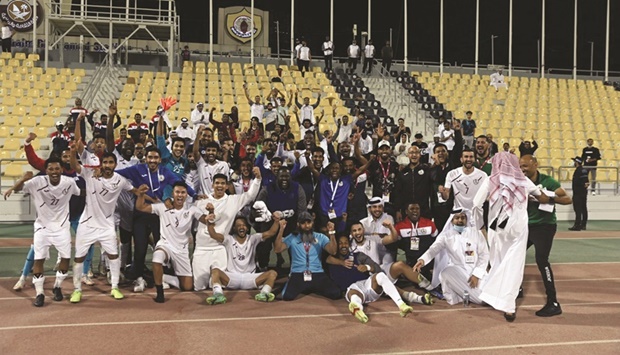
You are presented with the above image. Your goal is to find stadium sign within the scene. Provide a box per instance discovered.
[226,7,262,44]
[0,0,43,32]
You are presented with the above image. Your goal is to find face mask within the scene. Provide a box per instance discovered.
[453,225,465,233]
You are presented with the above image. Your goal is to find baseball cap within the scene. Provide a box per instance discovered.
[297,211,314,222]
[55,121,64,126]
[378,140,391,149]
[572,156,583,164]
[181,117,188,123]
[197,102,204,106]
[414,133,423,139]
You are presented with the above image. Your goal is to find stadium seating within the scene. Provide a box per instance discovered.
[119,61,345,137]
[412,72,620,170]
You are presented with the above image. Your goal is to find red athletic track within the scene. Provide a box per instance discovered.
[0,263,619,354]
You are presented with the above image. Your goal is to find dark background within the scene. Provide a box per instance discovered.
[95,1,620,73]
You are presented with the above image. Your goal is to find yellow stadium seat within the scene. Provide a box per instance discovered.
[30,106,44,117]
[3,163,26,178]
[0,126,10,138]
[22,116,37,127]
[13,127,28,138]
[3,138,21,151]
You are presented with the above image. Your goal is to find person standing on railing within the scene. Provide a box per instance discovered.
[381,41,393,74]
[581,138,601,196]
[569,156,589,231]
[363,40,375,75]
[322,36,334,71]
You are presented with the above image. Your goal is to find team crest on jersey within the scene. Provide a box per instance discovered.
[418,170,424,175]
[183,211,189,219]
[159,174,165,182]
[473,177,483,185]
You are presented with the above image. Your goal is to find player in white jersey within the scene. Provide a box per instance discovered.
[192,167,262,291]
[19,156,81,307]
[135,181,210,303]
[439,149,488,229]
[349,221,433,305]
[68,142,138,303]
[193,131,230,196]
[204,215,283,305]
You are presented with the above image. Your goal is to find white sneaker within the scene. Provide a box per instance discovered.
[592,191,596,196]
[162,282,170,290]
[81,275,95,286]
[133,277,146,293]
[13,277,26,291]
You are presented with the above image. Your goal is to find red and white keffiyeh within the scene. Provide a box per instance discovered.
[488,152,529,217]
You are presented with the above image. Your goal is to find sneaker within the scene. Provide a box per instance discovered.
[429,287,445,300]
[504,312,516,322]
[535,302,562,317]
[52,287,63,301]
[81,275,95,286]
[162,282,170,290]
[254,292,275,302]
[110,288,124,300]
[581,225,587,231]
[348,302,368,324]
[422,292,434,305]
[592,191,596,196]
[417,273,431,290]
[33,294,45,307]
[568,226,581,231]
[70,290,82,303]
[13,277,26,291]
[133,277,146,293]
[206,293,227,305]
[517,287,524,299]
[87,269,94,278]
[399,303,414,317]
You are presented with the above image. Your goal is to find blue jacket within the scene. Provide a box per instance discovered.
[116,163,195,201]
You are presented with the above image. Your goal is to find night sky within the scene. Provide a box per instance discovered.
[176,0,619,75]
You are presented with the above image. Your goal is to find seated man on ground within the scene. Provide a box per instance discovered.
[328,235,414,323]
[274,212,341,301]
[413,210,489,306]
[204,214,283,305]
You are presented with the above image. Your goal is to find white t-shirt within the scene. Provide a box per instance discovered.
[348,44,360,58]
[335,120,354,143]
[298,46,311,61]
[441,129,455,151]
[360,135,374,155]
[78,164,134,230]
[23,175,81,232]
[194,178,261,249]
[196,159,230,196]
[191,109,207,128]
[152,203,204,252]
[250,103,264,122]
[322,41,333,56]
[223,233,263,273]
[1,26,12,40]
[300,105,315,124]
[350,234,386,266]
[294,44,302,59]
[113,150,140,170]
[263,109,278,126]
[364,45,375,58]
[444,167,488,211]
[490,73,505,84]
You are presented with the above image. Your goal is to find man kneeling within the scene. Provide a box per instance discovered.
[136,182,209,303]
[204,214,283,304]
[413,210,489,305]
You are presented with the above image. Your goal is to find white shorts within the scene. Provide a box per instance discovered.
[192,247,227,291]
[155,242,193,277]
[381,263,398,284]
[33,228,72,260]
[75,225,118,258]
[345,277,382,304]
[224,272,263,290]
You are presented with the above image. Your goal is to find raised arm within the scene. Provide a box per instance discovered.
[312,93,321,109]
[3,171,34,199]
[74,111,86,143]
[193,126,204,163]
[323,221,337,255]
[135,185,153,214]
[208,107,219,126]
[274,220,288,253]
[304,151,321,180]
[205,213,225,243]
[351,154,373,180]
[69,141,82,174]
[243,84,253,105]
[105,101,118,153]
[380,220,399,245]
[262,215,285,241]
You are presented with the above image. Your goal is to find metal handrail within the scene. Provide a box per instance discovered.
[556,165,618,195]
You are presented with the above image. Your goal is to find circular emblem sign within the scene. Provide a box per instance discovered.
[1,0,42,32]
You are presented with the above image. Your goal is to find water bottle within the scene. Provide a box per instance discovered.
[463,290,470,307]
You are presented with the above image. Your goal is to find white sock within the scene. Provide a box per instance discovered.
[18,275,26,281]
[108,258,121,289]
[261,285,272,294]
[212,283,223,295]
[163,274,180,289]
[405,291,424,304]
[417,274,432,290]
[73,262,83,291]
[54,271,67,288]
[375,273,404,306]
[350,294,364,311]
[33,275,45,295]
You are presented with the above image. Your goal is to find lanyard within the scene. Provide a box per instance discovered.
[329,179,340,209]
[380,161,391,181]
[146,165,161,192]
[304,241,311,270]
[409,220,418,237]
